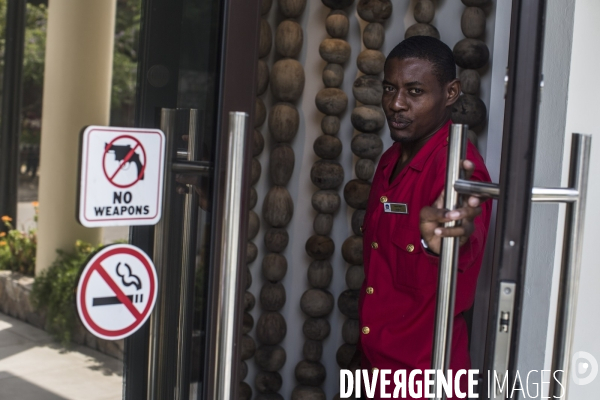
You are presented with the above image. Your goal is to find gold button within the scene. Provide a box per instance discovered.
[380,196,388,203]
[371,242,378,249]
[366,287,374,294]
[372,367,379,372]
[362,326,370,334]
[406,244,415,252]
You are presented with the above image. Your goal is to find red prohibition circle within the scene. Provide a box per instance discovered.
[78,246,156,338]
[102,135,147,189]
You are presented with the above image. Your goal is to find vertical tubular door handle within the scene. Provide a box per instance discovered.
[213,111,248,400]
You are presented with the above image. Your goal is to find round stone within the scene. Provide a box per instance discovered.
[271,59,305,102]
[453,38,489,70]
[264,228,289,253]
[310,160,344,189]
[313,213,333,235]
[321,115,340,135]
[322,0,354,9]
[259,19,272,58]
[336,343,356,368]
[353,75,383,105]
[251,157,262,185]
[461,6,486,38]
[249,186,258,209]
[256,311,287,345]
[270,143,295,185]
[307,260,333,289]
[300,289,335,317]
[241,334,256,360]
[291,386,326,400]
[248,210,260,240]
[244,291,256,311]
[405,23,440,40]
[460,69,481,95]
[357,49,385,75]
[303,318,331,340]
[315,88,348,116]
[363,22,384,49]
[311,190,341,214]
[263,186,294,228]
[351,133,383,159]
[262,253,288,282]
[322,63,344,88]
[346,265,365,290]
[305,235,335,260]
[255,345,287,371]
[341,235,363,265]
[275,19,303,58]
[260,282,287,311]
[278,0,307,18]
[269,102,299,142]
[414,0,435,23]
[295,360,326,386]
[342,318,360,344]
[344,179,371,209]
[351,105,385,132]
[319,38,351,64]
[303,340,323,362]
[357,0,393,23]
[242,312,254,334]
[240,360,248,380]
[451,94,487,128]
[338,289,360,319]
[257,59,269,96]
[326,10,349,38]
[247,242,258,265]
[313,135,342,160]
[255,371,283,394]
[355,158,375,180]
[253,129,265,157]
[351,209,366,236]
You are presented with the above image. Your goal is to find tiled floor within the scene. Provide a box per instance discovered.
[0,313,122,400]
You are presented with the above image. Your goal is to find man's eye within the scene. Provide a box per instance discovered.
[409,88,423,95]
[383,85,394,92]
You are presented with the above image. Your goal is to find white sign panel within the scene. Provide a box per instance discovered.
[76,244,157,340]
[78,125,165,227]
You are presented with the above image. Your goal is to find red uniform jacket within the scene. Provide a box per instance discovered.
[358,120,492,399]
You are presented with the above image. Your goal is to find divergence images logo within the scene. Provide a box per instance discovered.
[572,351,598,386]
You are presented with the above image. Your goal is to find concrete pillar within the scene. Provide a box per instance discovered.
[35,0,116,274]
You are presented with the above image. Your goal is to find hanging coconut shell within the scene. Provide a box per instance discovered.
[344,179,371,210]
[271,59,305,102]
[255,345,287,371]
[353,74,383,105]
[257,59,270,96]
[355,158,375,181]
[264,228,289,253]
[259,19,273,59]
[351,105,385,132]
[239,382,252,400]
[338,289,360,319]
[322,63,344,88]
[295,360,326,386]
[414,0,435,23]
[351,209,366,236]
[453,38,489,70]
[357,49,386,75]
[263,186,294,228]
[303,340,323,362]
[315,88,348,116]
[319,38,352,64]
[300,289,335,317]
[336,343,356,368]
[321,115,340,135]
[326,10,349,38]
[342,318,360,344]
[262,253,288,282]
[303,318,331,340]
[291,386,326,400]
[255,97,267,128]
[342,235,363,265]
[461,7,486,39]
[249,186,258,209]
[241,334,256,360]
[247,242,258,265]
[305,235,335,260]
[307,260,333,289]
[251,157,262,185]
[461,0,491,6]
[245,291,256,311]
[451,93,487,128]
[363,22,385,50]
[275,19,303,58]
[313,135,342,160]
[262,0,273,15]
[248,210,260,240]
[311,190,341,214]
[405,23,440,40]
[322,0,355,9]
[240,360,248,380]
[310,160,344,190]
[351,133,383,160]
[270,143,295,185]
[313,213,334,236]
[460,69,481,95]
[357,0,392,23]
[255,371,283,394]
[269,102,300,143]
[256,395,284,400]
[253,129,265,157]
[346,264,365,290]
[243,312,254,334]
[260,282,287,311]
[256,311,287,345]
[278,0,307,18]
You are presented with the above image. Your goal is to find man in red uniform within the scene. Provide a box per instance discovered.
[354,36,492,398]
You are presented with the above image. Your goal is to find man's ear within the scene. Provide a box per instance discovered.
[445,79,461,107]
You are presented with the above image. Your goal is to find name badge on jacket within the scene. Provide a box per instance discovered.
[383,202,408,214]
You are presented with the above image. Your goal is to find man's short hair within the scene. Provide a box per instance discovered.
[385,36,457,85]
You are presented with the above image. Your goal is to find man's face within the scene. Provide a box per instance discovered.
[382,57,454,143]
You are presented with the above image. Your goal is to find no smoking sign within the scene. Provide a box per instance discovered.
[78,126,165,227]
[76,244,157,340]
